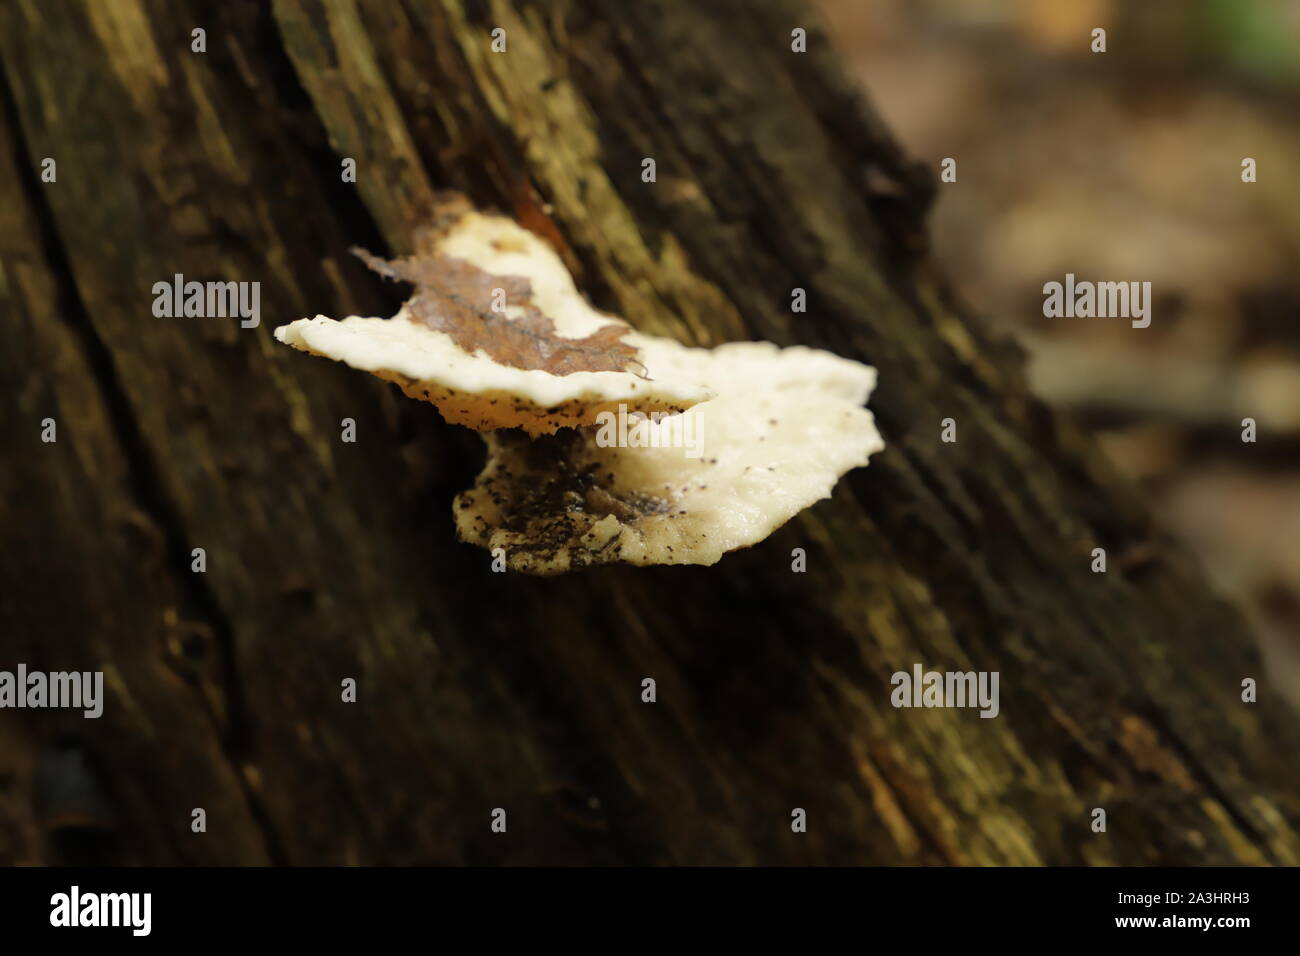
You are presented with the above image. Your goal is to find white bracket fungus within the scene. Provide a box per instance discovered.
[275,196,884,573]
[276,200,710,433]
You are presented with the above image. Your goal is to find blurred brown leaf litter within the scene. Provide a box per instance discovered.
[815,0,1300,694]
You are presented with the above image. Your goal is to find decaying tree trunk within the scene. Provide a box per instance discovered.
[1,0,1297,865]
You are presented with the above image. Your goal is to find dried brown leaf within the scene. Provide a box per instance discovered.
[352,247,644,376]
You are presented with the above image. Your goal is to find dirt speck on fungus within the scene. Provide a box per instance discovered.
[456,430,677,573]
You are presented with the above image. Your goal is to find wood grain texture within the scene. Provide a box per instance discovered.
[0,0,1296,865]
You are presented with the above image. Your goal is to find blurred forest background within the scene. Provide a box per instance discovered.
[816,0,1300,703]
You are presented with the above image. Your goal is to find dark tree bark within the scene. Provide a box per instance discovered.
[1,0,1296,865]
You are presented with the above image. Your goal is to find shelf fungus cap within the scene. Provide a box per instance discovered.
[275,196,883,573]
[274,208,711,434]
[455,341,884,574]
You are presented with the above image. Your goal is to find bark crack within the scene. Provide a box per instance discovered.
[0,63,288,866]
